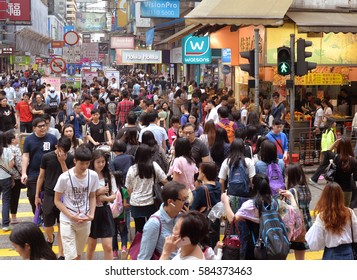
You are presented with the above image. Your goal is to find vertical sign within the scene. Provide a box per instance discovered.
[0,0,31,23]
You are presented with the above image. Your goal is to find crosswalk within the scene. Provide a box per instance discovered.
[0,190,323,260]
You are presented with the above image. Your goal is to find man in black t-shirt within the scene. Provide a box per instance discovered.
[86,109,112,150]
[35,137,74,259]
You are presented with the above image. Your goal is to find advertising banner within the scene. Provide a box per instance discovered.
[111,37,134,49]
[76,12,107,32]
[82,43,99,61]
[0,0,31,24]
[141,0,180,18]
[41,77,61,92]
[114,0,128,29]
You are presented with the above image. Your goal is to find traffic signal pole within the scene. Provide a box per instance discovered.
[289,34,295,164]
[254,28,260,113]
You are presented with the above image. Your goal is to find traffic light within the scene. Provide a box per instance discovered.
[277,46,291,76]
[240,49,255,77]
[296,38,317,76]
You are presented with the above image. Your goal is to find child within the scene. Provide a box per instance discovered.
[86,149,117,260]
[111,170,130,260]
[54,144,99,260]
[266,119,288,161]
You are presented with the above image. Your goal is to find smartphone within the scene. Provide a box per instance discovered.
[176,237,191,248]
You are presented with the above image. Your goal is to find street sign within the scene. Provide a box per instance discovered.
[67,64,81,76]
[64,31,79,45]
[98,43,109,54]
[50,58,66,73]
[63,46,81,64]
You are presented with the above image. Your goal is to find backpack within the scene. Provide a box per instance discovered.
[265,162,285,196]
[227,159,250,197]
[48,94,59,111]
[253,199,290,260]
[218,121,235,143]
[110,188,124,218]
[107,101,117,116]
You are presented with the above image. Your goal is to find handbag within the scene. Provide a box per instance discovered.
[199,185,212,217]
[221,222,241,260]
[350,214,357,260]
[324,154,337,182]
[0,161,15,187]
[152,169,163,211]
[128,215,162,260]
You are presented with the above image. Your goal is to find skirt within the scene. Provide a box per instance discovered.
[89,205,116,239]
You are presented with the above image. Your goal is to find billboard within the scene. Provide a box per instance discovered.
[0,0,31,24]
[76,12,107,32]
[141,0,180,18]
[182,35,211,64]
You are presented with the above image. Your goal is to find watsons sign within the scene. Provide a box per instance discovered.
[122,50,162,64]
[182,35,212,64]
[141,0,180,18]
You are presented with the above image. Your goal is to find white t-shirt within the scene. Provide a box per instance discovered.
[314,107,324,128]
[241,108,248,125]
[54,168,100,223]
[218,157,256,181]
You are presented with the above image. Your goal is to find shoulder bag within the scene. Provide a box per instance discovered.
[0,159,15,187]
[152,168,163,211]
[222,222,241,260]
[199,185,212,217]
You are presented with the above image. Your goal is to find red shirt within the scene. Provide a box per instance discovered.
[80,103,94,120]
[16,101,33,122]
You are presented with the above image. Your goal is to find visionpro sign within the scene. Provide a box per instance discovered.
[141,1,180,18]
[182,35,211,64]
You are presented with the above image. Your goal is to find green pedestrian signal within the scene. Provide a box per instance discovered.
[277,46,291,76]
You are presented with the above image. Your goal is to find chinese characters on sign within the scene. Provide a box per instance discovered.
[0,0,31,23]
[7,3,21,16]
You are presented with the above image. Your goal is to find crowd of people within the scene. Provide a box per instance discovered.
[1,69,357,260]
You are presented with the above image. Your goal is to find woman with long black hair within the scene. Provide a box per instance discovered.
[210,126,230,173]
[141,130,168,173]
[126,144,168,233]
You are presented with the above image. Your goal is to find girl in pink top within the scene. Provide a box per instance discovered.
[168,138,198,191]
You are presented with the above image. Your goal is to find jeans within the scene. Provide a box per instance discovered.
[0,177,13,227]
[26,177,37,214]
[322,244,353,260]
[311,150,334,182]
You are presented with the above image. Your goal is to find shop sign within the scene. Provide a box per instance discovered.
[2,47,14,54]
[51,41,65,48]
[98,43,109,54]
[182,35,211,64]
[13,55,29,65]
[141,0,180,19]
[122,50,162,64]
[222,65,230,74]
[83,33,91,43]
[111,37,134,49]
[295,73,343,86]
[222,48,231,63]
[35,57,43,64]
[0,0,31,24]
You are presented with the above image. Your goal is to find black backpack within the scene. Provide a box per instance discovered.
[48,94,59,112]
[253,199,290,260]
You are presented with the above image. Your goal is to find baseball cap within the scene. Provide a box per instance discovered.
[50,87,55,92]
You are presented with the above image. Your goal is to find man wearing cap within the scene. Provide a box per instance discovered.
[45,87,60,119]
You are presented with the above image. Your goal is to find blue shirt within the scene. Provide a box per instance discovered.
[137,205,177,260]
[266,131,288,159]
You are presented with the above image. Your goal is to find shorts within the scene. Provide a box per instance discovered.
[60,219,91,260]
[290,241,309,251]
[42,193,60,227]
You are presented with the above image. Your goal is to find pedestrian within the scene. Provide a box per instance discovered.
[54,144,99,260]
[61,124,83,156]
[21,117,57,214]
[34,136,74,260]
[306,182,357,260]
[86,149,116,260]
[9,222,57,260]
[0,96,17,132]
[266,118,288,161]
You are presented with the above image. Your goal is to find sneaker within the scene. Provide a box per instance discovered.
[57,256,65,260]
[121,246,127,260]
[318,175,325,180]
[309,178,318,186]
[113,250,119,260]
[10,219,19,225]
[2,226,11,232]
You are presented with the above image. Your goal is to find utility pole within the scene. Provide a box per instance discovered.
[254,28,260,113]
[289,34,295,163]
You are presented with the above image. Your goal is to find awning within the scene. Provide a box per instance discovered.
[156,24,203,46]
[185,0,293,26]
[16,28,51,44]
[287,12,357,33]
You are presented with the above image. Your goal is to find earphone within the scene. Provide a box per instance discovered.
[169,202,176,207]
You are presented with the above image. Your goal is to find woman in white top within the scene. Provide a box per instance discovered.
[126,144,168,233]
[322,99,333,124]
[160,211,208,260]
[306,182,357,260]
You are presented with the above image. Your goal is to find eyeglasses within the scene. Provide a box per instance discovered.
[36,124,46,129]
